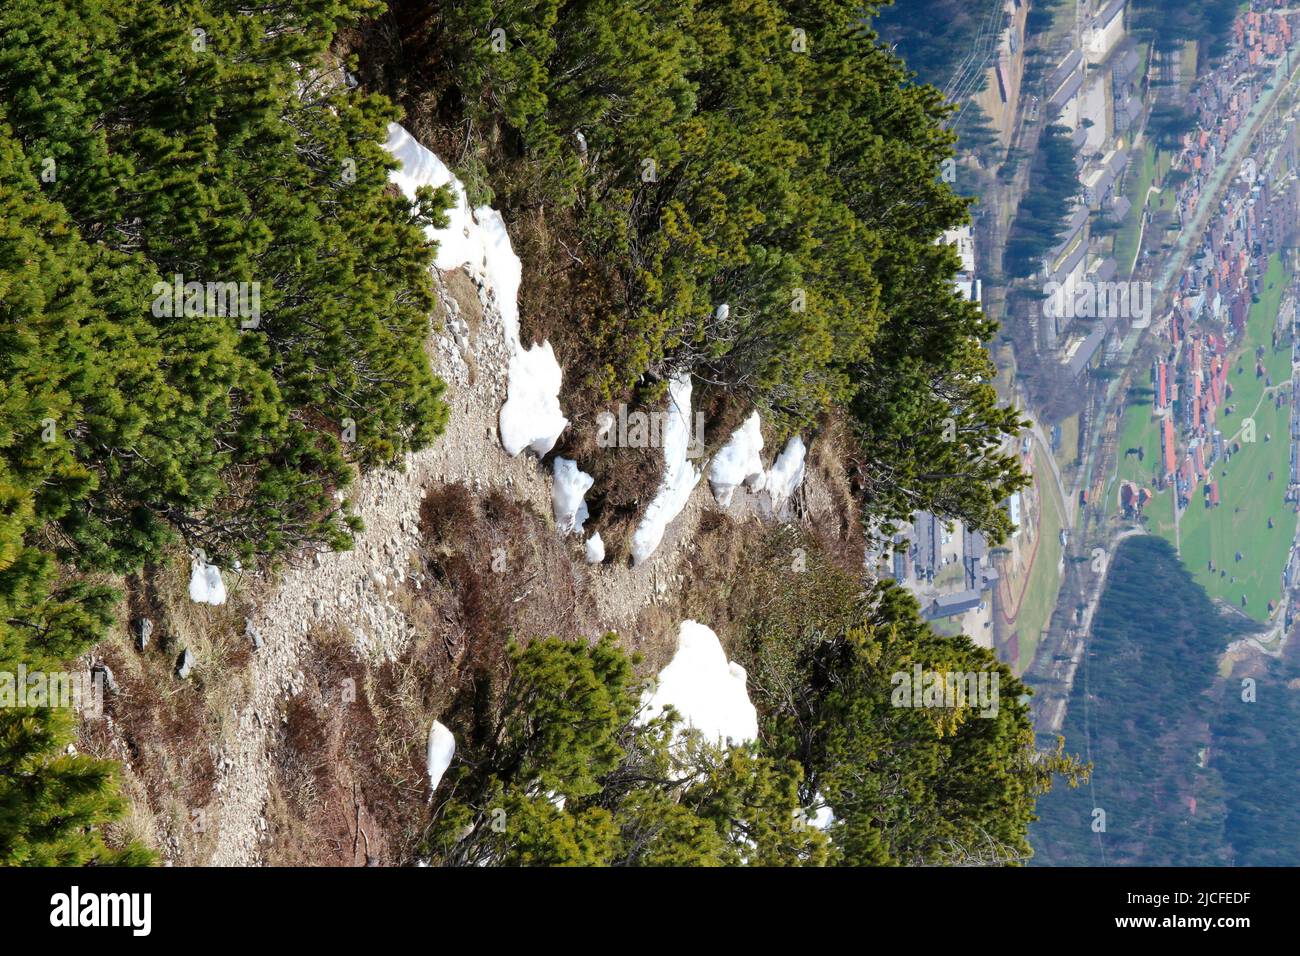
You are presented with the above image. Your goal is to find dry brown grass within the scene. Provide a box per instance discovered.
[265,627,378,866]
[88,405,866,864]
[264,620,431,866]
[78,548,259,862]
[260,478,603,864]
[643,414,866,668]
[799,411,866,567]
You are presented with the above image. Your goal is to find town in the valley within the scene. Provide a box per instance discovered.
[874,2,1300,733]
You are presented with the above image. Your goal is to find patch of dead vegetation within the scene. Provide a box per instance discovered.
[587,417,865,693]
[418,482,590,652]
[263,478,599,865]
[79,550,257,862]
[264,624,421,866]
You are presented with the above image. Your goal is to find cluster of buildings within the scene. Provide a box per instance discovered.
[947,223,981,305]
[1147,5,1300,515]
[1037,3,1300,384]
[1117,479,1151,518]
[1169,10,1300,293]
[887,510,1001,624]
[883,437,1039,646]
[1166,73,1300,350]
[1037,2,1139,372]
[1152,333,1233,507]
[1154,199,1294,515]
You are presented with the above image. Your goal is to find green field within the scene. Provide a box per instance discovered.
[1053,412,1080,472]
[1114,139,1159,277]
[1174,256,1293,618]
[1152,150,1176,216]
[1116,396,1162,488]
[1111,255,1294,620]
[1009,443,1067,672]
[1180,40,1199,95]
[1110,402,1171,533]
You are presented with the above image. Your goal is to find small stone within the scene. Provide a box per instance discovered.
[177,648,196,680]
[136,617,153,651]
[92,663,119,695]
[245,619,263,650]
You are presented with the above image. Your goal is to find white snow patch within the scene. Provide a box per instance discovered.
[501,342,568,456]
[707,411,766,507]
[585,532,605,564]
[188,561,227,606]
[809,794,835,831]
[383,123,567,457]
[551,457,593,534]
[630,373,702,564]
[639,621,758,747]
[765,435,807,515]
[426,720,456,791]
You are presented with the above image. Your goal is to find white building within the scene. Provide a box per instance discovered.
[1046,50,1084,130]
[1085,0,1126,66]
[943,225,981,303]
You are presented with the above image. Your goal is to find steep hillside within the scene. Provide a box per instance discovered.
[2,0,1083,866]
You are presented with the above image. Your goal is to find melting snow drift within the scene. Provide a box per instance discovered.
[383,123,567,457]
[426,720,456,791]
[708,411,766,507]
[551,457,593,534]
[639,621,758,746]
[765,435,806,515]
[708,412,807,517]
[630,373,702,564]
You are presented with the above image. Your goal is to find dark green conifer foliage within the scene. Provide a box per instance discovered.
[0,0,449,863]
[423,635,831,866]
[391,0,1025,541]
